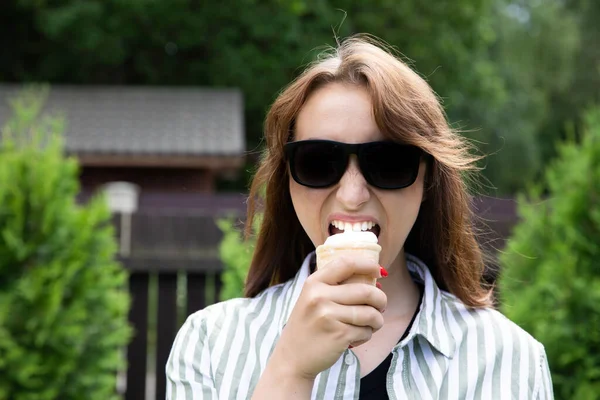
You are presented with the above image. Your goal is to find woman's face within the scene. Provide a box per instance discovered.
[289,82,426,271]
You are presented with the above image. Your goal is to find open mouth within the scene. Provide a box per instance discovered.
[328,220,381,238]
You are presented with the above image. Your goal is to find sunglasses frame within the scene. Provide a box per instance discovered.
[284,139,424,190]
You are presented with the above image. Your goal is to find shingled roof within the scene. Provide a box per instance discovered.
[0,85,245,157]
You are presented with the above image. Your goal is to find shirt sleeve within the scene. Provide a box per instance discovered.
[165,312,218,399]
[536,345,554,400]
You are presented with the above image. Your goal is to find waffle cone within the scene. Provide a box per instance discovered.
[315,242,381,285]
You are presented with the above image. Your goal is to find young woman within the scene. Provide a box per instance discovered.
[166,36,553,399]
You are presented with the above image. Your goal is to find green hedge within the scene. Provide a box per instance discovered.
[217,215,260,301]
[0,87,132,400]
[499,108,600,399]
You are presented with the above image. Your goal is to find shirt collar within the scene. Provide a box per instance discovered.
[280,252,457,359]
[402,253,456,358]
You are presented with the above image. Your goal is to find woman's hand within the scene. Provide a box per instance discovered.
[272,256,387,380]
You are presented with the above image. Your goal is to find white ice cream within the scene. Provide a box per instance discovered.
[324,230,379,246]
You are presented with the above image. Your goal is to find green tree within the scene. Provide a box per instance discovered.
[537,0,600,169]
[0,0,587,195]
[217,215,260,301]
[0,87,132,400]
[499,108,600,399]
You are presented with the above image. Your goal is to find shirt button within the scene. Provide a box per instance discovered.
[344,354,355,365]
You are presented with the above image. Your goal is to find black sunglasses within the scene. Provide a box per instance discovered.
[284,140,424,190]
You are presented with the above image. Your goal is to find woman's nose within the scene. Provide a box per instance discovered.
[335,156,370,210]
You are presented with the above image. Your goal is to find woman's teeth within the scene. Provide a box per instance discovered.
[330,220,375,232]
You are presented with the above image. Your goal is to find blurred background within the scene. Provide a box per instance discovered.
[0,0,598,399]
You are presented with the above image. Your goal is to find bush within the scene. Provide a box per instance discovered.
[217,214,260,301]
[499,108,600,399]
[0,87,132,400]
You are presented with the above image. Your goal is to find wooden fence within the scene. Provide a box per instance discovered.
[115,210,232,400]
[113,196,519,400]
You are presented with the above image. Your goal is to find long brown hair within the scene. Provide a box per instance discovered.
[244,35,493,308]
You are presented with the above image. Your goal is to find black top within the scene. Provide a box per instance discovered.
[358,283,424,400]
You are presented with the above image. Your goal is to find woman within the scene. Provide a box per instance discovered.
[166,36,553,399]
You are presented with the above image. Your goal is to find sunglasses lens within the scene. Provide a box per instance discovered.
[287,140,422,189]
[361,143,421,189]
[290,141,345,187]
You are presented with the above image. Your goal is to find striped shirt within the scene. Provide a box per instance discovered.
[166,253,554,399]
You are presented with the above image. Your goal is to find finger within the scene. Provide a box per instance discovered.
[315,256,381,285]
[328,283,387,312]
[335,304,385,331]
[348,326,374,348]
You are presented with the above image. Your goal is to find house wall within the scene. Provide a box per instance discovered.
[79,166,214,193]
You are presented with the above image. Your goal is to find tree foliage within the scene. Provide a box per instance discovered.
[477,0,580,194]
[0,87,132,400]
[217,215,260,301]
[0,0,595,194]
[499,107,600,399]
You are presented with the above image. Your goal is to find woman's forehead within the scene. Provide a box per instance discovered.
[294,83,384,143]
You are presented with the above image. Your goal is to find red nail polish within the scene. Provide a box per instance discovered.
[376,282,382,289]
[380,266,389,277]
[348,345,354,349]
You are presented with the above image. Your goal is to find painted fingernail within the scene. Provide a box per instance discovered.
[376,282,382,289]
[348,345,354,349]
[380,266,389,277]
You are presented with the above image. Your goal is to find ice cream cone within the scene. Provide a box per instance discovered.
[316,232,381,285]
